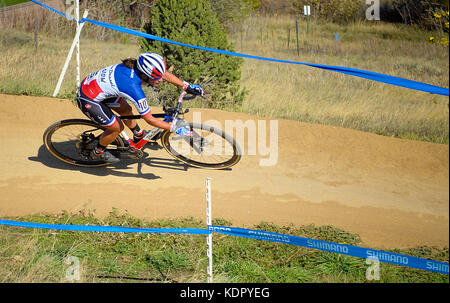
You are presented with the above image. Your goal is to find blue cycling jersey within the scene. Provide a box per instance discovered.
[80,63,150,116]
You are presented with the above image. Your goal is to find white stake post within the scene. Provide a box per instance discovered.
[53,9,89,97]
[304,5,311,34]
[76,0,81,88]
[206,177,213,283]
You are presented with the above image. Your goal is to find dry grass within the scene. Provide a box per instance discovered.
[0,27,140,97]
[229,16,449,143]
[0,13,448,143]
[0,230,64,282]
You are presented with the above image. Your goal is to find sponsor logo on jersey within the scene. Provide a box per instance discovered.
[81,79,104,100]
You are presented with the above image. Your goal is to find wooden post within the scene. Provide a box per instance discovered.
[296,19,299,56]
[240,26,243,51]
[304,5,311,34]
[287,27,290,49]
[307,15,310,34]
[34,16,40,53]
[260,25,263,45]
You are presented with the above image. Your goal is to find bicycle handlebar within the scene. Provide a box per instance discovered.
[179,91,191,102]
[178,91,205,102]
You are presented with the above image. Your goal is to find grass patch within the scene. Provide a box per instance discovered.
[2,0,28,7]
[0,211,448,283]
[229,16,449,144]
[0,15,448,144]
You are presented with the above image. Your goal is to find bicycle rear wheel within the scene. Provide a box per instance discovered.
[43,119,125,167]
[161,122,241,169]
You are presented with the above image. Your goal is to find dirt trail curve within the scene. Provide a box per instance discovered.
[0,94,448,249]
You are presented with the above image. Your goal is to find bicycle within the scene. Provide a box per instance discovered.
[43,92,242,169]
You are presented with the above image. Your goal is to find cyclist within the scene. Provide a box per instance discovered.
[76,52,204,163]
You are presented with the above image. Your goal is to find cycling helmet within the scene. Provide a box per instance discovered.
[136,52,166,79]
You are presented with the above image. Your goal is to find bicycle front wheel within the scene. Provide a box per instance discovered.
[43,119,125,167]
[161,122,241,169]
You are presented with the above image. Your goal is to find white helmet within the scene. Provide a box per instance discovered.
[136,52,166,79]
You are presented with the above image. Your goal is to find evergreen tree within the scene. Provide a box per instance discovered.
[139,0,246,107]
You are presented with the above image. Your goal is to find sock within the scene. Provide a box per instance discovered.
[131,125,142,136]
[131,125,144,141]
[134,130,144,138]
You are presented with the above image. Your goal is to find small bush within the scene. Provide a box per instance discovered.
[140,0,246,108]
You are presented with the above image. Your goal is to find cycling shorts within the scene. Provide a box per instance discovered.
[76,87,122,127]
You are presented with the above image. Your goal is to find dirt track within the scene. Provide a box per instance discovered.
[0,94,448,249]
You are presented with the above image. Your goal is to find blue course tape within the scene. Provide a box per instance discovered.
[1,219,447,275]
[29,0,448,96]
[0,219,211,235]
[209,226,449,275]
[83,18,449,96]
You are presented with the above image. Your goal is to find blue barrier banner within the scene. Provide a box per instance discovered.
[29,0,449,96]
[1,219,448,275]
[0,219,211,235]
[209,225,449,275]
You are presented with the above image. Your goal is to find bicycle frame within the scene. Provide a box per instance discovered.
[117,91,193,151]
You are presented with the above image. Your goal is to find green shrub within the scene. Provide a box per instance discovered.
[139,0,246,108]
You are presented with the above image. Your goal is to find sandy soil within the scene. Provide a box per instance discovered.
[0,93,448,249]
